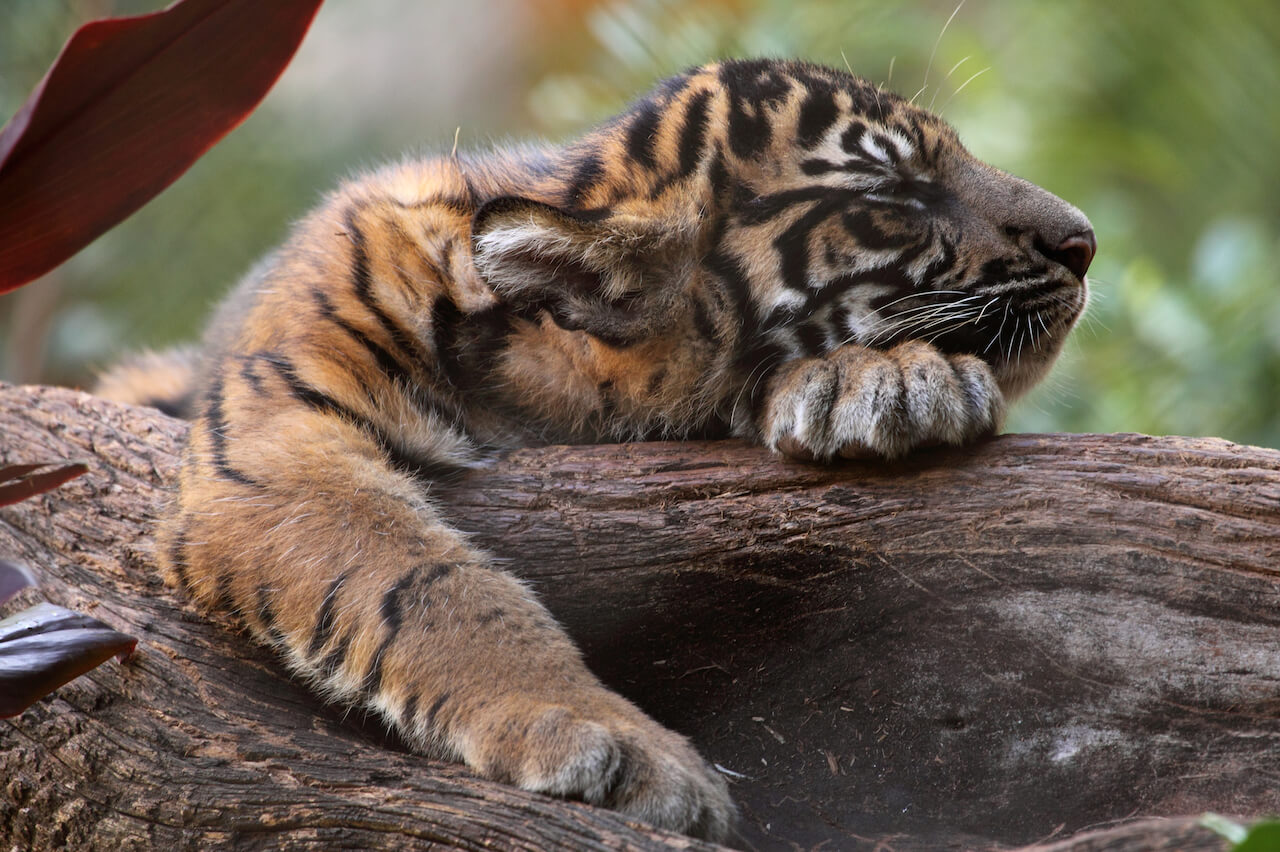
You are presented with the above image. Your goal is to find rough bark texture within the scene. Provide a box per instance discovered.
[2,382,1276,851]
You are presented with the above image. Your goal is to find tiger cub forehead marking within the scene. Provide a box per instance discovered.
[862,127,915,164]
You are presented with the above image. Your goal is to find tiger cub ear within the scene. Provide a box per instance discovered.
[470,196,696,346]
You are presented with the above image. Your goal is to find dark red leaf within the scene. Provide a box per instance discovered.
[0,462,89,507]
[0,560,38,607]
[0,0,324,292]
[0,602,137,718]
[0,463,52,483]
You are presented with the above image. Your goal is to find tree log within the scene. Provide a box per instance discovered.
[2,382,1276,851]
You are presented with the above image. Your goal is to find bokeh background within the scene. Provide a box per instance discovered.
[3,0,1279,445]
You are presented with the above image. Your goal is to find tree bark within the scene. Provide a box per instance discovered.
[2,382,1276,851]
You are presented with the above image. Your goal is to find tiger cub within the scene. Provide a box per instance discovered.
[97,59,1093,840]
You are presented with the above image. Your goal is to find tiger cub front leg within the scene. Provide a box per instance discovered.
[760,340,1005,460]
[163,388,732,840]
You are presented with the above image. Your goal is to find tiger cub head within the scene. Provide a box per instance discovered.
[472,58,1093,412]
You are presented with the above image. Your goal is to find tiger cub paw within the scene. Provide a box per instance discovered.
[763,340,1005,461]
[463,695,733,840]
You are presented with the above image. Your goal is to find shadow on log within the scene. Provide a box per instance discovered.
[2,382,1276,850]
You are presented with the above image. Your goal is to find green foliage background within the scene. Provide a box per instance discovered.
[2,0,1279,445]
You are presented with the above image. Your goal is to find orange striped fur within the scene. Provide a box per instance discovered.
[97,60,1093,839]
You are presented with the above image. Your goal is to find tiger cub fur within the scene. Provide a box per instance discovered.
[97,59,1093,840]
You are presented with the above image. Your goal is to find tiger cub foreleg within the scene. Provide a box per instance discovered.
[760,340,1005,461]
[161,379,733,840]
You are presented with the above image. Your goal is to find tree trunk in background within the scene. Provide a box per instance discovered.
[2,383,1276,851]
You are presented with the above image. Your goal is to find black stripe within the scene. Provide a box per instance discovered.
[703,221,753,314]
[425,691,451,726]
[256,585,287,646]
[475,607,506,626]
[739,186,860,227]
[727,96,770,159]
[311,287,464,423]
[795,318,828,357]
[811,249,923,317]
[829,305,851,346]
[319,632,350,681]
[372,564,454,681]
[706,151,729,199]
[675,89,713,179]
[239,356,267,396]
[850,81,896,124]
[800,158,837,176]
[625,99,662,170]
[975,256,1024,291]
[569,205,614,223]
[774,199,843,291]
[800,157,883,177]
[720,63,790,161]
[213,567,236,612]
[842,209,917,251]
[381,568,418,633]
[905,121,929,160]
[313,287,417,389]
[840,122,867,154]
[720,60,790,106]
[360,560,456,697]
[431,298,511,392]
[260,352,461,481]
[402,693,419,727]
[364,636,395,696]
[423,562,455,586]
[871,132,901,164]
[386,195,473,215]
[565,152,605,209]
[343,207,435,371]
[204,370,260,488]
[142,393,193,419]
[264,354,353,416]
[690,294,718,342]
[919,235,959,286]
[430,296,467,388]
[308,573,347,659]
[796,88,839,149]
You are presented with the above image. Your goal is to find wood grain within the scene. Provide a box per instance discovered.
[4,382,1272,851]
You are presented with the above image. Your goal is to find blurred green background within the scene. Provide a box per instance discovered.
[3,0,1279,445]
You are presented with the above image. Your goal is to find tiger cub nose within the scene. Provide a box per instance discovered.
[1046,229,1097,281]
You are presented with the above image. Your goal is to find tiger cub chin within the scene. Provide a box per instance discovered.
[96,59,1092,840]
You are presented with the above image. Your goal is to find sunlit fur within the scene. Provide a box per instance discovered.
[97,59,1092,840]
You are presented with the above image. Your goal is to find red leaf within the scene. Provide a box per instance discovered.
[0,462,89,507]
[0,602,137,718]
[0,463,53,484]
[0,0,324,293]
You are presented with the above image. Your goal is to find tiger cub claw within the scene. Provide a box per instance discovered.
[765,341,1005,461]
[466,698,734,841]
